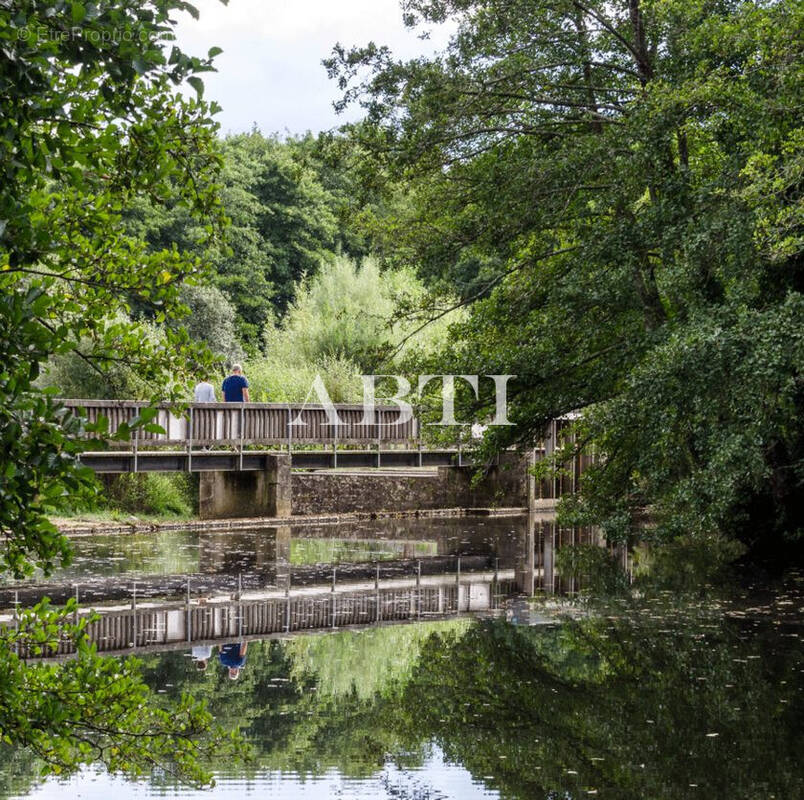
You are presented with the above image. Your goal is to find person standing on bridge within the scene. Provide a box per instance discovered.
[222,364,250,403]
[193,377,217,403]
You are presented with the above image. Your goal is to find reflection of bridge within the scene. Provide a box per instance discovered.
[5,571,517,660]
[0,514,613,660]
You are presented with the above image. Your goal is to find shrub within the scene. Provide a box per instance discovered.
[104,474,194,517]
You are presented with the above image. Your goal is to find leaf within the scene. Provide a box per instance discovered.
[71,2,86,23]
[187,75,204,98]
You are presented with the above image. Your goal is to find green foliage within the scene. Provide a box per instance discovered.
[0,0,243,785]
[633,533,746,592]
[264,254,449,369]
[99,590,804,798]
[290,538,437,566]
[0,599,244,786]
[244,254,459,402]
[555,543,630,596]
[126,131,347,344]
[329,0,804,558]
[103,473,195,517]
[244,353,364,403]
[1,0,223,574]
[36,315,175,400]
[178,283,244,365]
[285,620,469,700]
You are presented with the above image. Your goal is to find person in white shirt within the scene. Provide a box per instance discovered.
[191,644,214,671]
[193,378,216,403]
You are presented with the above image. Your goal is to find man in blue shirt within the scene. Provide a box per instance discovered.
[222,364,250,402]
[219,641,248,680]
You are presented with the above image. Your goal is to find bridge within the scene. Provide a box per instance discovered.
[64,398,470,472]
[63,400,579,519]
[0,511,614,661]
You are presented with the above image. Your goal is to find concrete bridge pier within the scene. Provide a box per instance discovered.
[198,454,291,519]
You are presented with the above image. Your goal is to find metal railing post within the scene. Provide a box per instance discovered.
[416,560,422,618]
[186,579,191,642]
[375,565,381,623]
[131,583,137,647]
[455,557,461,614]
[417,410,423,467]
[331,567,337,628]
[187,406,193,473]
[239,406,244,471]
[376,410,381,468]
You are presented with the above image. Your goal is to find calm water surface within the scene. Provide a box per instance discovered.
[1,518,801,799]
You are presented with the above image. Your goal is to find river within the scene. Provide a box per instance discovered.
[1,515,801,799]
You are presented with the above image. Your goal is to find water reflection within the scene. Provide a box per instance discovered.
[1,514,604,606]
[5,576,801,799]
[0,516,606,659]
[5,517,797,800]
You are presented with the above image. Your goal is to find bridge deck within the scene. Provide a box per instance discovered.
[78,449,465,472]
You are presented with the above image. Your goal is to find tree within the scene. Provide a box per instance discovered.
[327,0,804,559]
[127,131,344,344]
[0,0,242,783]
[1,0,223,571]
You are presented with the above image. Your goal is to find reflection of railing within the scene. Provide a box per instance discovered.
[10,573,517,660]
[60,400,418,446]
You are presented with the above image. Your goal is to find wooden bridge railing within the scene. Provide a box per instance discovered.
[60,399,419,447]
[9,576,518,659]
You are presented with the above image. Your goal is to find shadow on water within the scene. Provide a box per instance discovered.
[1,516,801,799]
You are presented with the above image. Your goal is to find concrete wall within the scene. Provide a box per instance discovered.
[292,452,528,516]
[199,454,290,519]
[197,452,528,519]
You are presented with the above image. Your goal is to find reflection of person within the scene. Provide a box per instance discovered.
[219,641,248,680]
[191,644,214,671]
[222,364,250,403]
[193,378,216,403]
